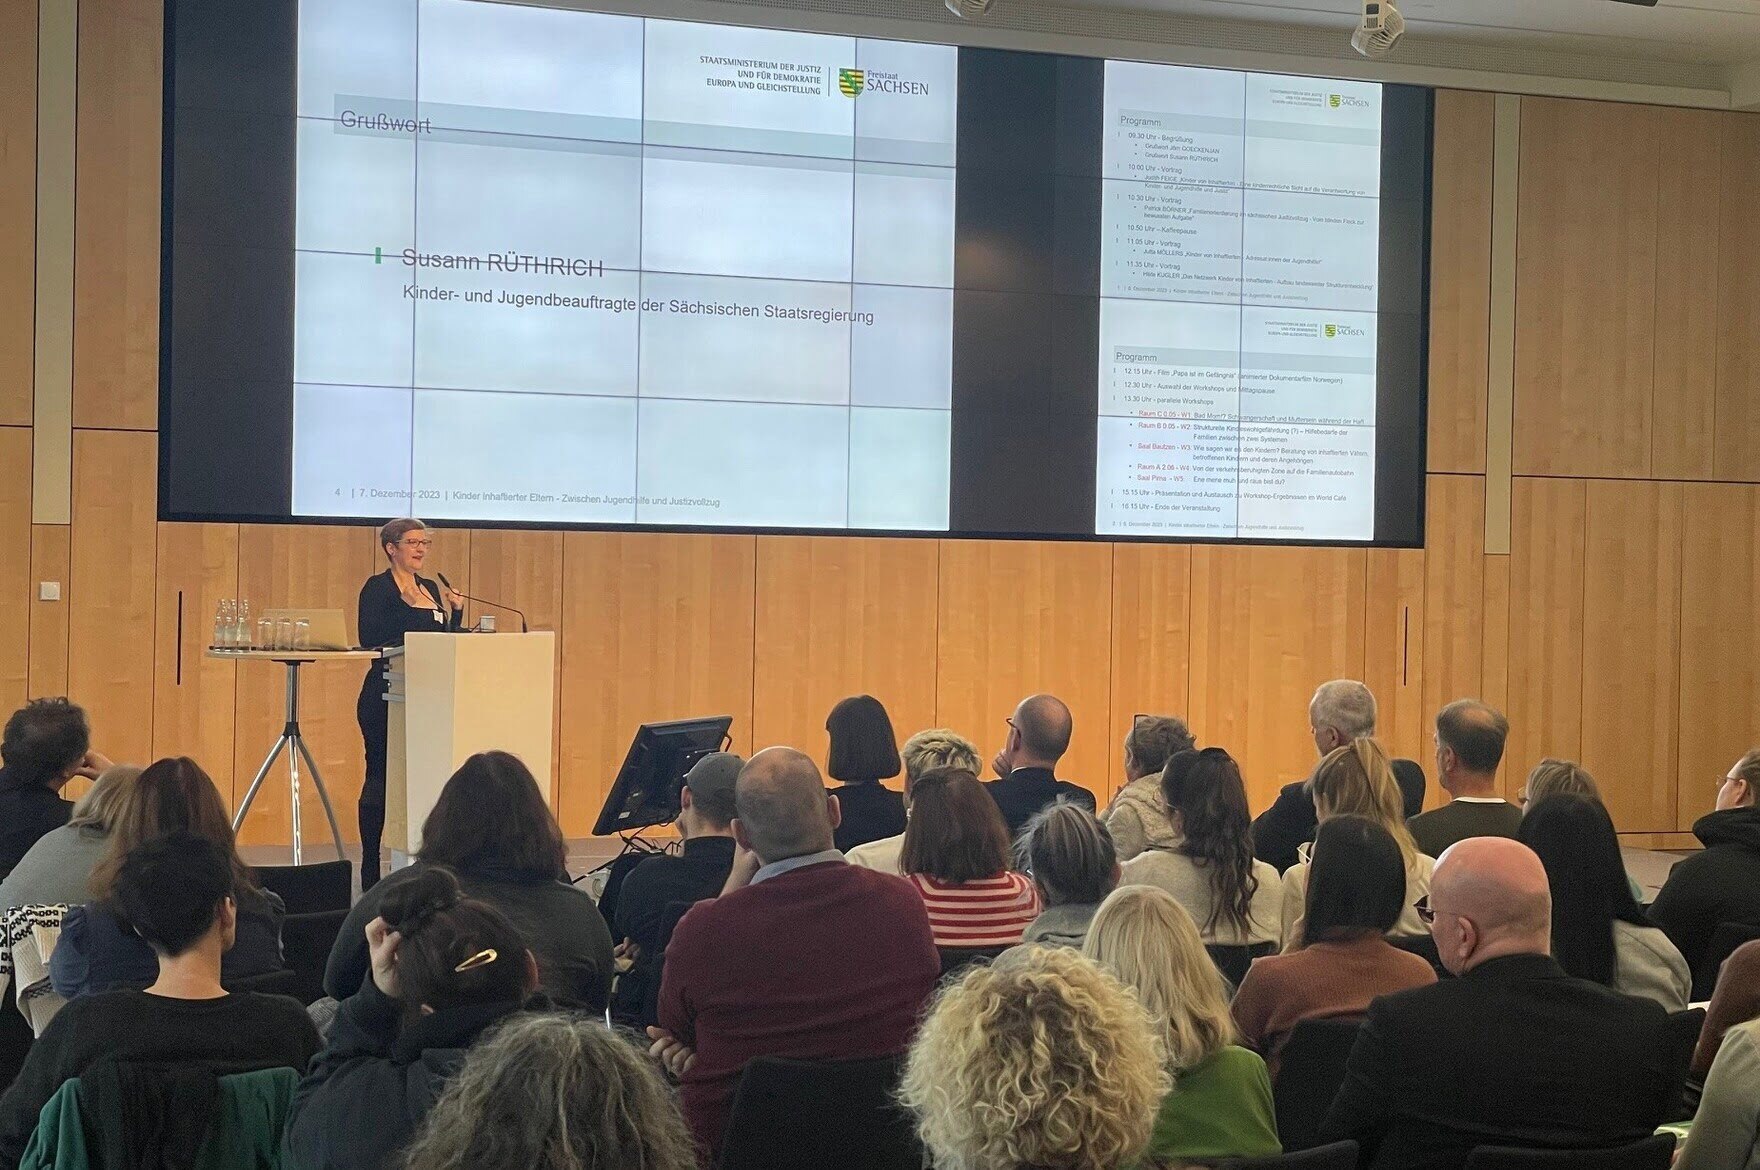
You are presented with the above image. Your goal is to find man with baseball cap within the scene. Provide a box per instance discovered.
[610,751,742,1025]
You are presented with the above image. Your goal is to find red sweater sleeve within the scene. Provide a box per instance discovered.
[656,904,704,1047]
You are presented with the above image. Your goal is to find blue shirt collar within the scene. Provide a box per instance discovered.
[750,848,845,886]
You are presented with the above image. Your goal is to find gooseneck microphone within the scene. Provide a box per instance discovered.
[435,572,529,633]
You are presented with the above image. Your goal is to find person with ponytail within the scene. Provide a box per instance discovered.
[1119,749,1281,946]
[284,866,543,1170]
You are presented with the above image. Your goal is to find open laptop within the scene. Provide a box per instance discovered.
[258,608,355,651]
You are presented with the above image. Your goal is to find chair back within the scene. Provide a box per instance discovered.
[937,945,1010,982]
[1388,932,1450,978]
[1272,1017,1364,1152]
[1215,1141,1360,1169]
[251,861,353,914]
[718,1054,920,1170]
[226,967,303,999]
[1207,941,1277,987]
[1658,1007,1706,1124]
[279,909,349,1006]
[1462,1133,1675,1168]
[1695,920,1760,1000]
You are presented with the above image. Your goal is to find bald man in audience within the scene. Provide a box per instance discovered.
[983,694,1096,837]
[1321,837,1678,1169]
[648,747,938,1163]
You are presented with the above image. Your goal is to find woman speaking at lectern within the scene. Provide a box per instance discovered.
[357,518,464,889]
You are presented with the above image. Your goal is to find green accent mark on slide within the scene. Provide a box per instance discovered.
[374,247,382,264]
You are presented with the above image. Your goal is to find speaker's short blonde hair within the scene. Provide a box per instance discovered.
[900,946,1168,1170]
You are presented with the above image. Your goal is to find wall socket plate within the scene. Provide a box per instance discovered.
[38,582,61,601]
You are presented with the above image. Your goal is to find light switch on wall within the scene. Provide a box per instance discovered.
[38,582,61,601]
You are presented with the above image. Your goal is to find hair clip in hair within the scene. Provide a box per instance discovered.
[454,948,498,973]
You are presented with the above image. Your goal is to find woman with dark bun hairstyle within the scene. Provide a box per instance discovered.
[284,866,543,1170]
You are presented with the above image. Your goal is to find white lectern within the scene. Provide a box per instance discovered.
[382,631,557,857]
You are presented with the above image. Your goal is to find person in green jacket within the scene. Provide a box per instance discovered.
[1084,884,1282,1165]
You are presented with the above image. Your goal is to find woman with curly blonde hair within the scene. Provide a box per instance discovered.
[1279,738,1435,947]
[1084,885,1281,1165]
[400,1013,697,1170]
[899,945,1168,1170]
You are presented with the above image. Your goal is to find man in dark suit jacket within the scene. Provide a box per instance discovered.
[982,694,1096,837]
[1321,837,1678,1170]
[1252,681,1426,872]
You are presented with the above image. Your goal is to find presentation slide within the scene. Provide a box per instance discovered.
[1095,61,1382,539]
[291,0,957,529]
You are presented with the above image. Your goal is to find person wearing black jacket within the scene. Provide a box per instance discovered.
[983,695,1096,838]
[1252,681,1425,873]
[0,698,110,882]
[286,867,541,1170]
[356,519,465,889]
[1650,750,1760,996]
[825,696,907,853]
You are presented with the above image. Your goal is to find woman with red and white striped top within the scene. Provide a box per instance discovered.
[899,767,1041,949]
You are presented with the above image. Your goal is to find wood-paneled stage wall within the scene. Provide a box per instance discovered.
[5,1,1760,846]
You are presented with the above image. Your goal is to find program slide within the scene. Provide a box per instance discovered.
[290,0,957,530]
[1095,58,1383,540]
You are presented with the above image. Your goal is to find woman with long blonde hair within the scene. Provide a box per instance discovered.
[1083,886,1280,1166]
[1279,739,1435,947]
[899,945,1169,1170]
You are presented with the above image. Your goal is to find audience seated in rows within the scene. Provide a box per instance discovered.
[401,1012,698,1170]
[51,756,288,998]
[649,747,937,1164]
[1649,748,1760,994]
[1677,938,1760,1170]
[1517,793,1690,1009]
[824,695,906,853]
[0,833,320,1169]
[1281,739,1435,947]
[1232,816,1436,1077]
[846,728,981,875]
[1253,681,1426,874]
[1084,885,1282,1165]
[0,700,111,883]
[901,767,1041,950]
[1121,748,1282,947]
[1099,714,1196,860]
[1017,802,1118,947]
[1321,837,1679,1170]
[610,751,741,1025]
[1408,701,1521,859]
[1693,938,1760,1081]
[284,867,544,1170]
[900,945,1168,1170]
[0,764,137,916]
[983,694,1096,836]
[325,751,613,1012]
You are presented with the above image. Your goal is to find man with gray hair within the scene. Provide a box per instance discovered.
[1252,681,1428,872]
[649,747,937,1162]
[1409,699,1521,858]
[1322,838,1676,1167]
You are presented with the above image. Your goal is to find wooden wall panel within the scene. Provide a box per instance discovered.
[1109,543,1192,793]
[1579,481,1682,831]
[751,536,939,782]
[1651,109,1723,480]
[1505,477,1587,784]
[469,529,565,797]
[70,0,160,431]
[232,524,377,847]
[0,0,35,427]
[1714,113,1760,481]
[66,430,157,768]
[1421,475,1487,760]
[1186,547,1366,811]
[0,429,31,711]
[935,541,1114,801]
[1678,483,1760,832]
[557,533,756,837]
[28,525,70,697]
[1513,98,1659,479]
[151,523,238,772]
[1365,546,1427,781]
[1427,90,1494,474]
[1481,553,1512,797]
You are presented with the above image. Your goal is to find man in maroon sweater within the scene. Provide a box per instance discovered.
[649,746,939,1162]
